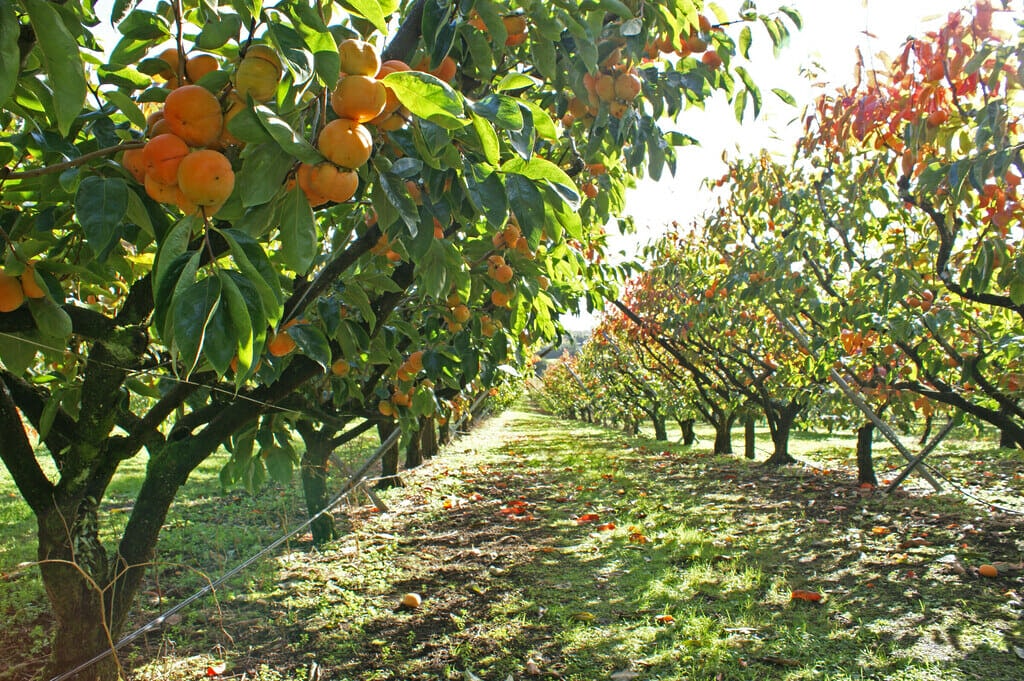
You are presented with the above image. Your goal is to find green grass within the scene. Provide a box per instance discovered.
[2,408,1023,680]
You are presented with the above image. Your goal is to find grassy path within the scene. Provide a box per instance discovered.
[18,408,1024,680]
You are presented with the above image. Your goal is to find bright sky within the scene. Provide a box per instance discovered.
[565,0,982,331]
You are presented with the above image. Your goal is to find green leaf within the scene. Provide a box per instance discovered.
[474,94,523,130]
[25,0,88,137]
[504,174,546,244]
[103,90,147,129]
[383,71,466,129]
[495,73,540,93]
[0,0,20,109]
[530,38,558,82]
[519,101,557,141]
[28,298,72,341]
[470,111,500,166]
[237,142,292,207]
[197,13,242,49]
[153,251,200,342]
[501,156,580,207]
[738,25,752,59]
[263,445,295,483]
[75,177,129,262]
[779,6,803,30]
[415,238,449,300]
[172,276,222,376]
[278,187,317,274]
[0,333,37,375]
[343,0,388,34]
[202,298,236,376]
[219,270,254,378]
[771,88,797,106]
[256,107,324,165]
[288,323,331,370]
[735,66,762,118]
[464,160,508,228]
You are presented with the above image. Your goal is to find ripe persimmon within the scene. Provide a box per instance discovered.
[0,271,26,312]
[407,350,424,373]
[503,15,528,46]
[177,149,235,207]
[429,56,457,82]
[338,39,381,77]
[451,304,471,323]
[701,51,722,70]
[295,163,329,206]
[318,118,373,169]
[331,75,387,123]
[267,329,297,357]
[144,173,183,204]
[121,147,147,184]
[331,358,351,376]
[164,85,224,147]
[20,262,47,299]
[306,163,359,204]
[185,54,219,82]
[490,289,512,307]
[614,71,642,100]
[143,133,190,185]
[492,264,514,284]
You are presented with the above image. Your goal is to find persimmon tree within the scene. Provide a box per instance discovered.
[801,0,1024,446]
[0,0,799,678]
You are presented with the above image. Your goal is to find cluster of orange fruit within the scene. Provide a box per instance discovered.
[296,40,413,206]
[443,291,472,332]
[119,47,274,215]
[378,350,426,415]
[0,262,46,313]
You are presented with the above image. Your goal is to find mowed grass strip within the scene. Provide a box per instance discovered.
[5,407,1024,681]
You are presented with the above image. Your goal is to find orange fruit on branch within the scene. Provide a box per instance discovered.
[143,133,189,185]
[235,44,282,103]
[331,74,387,123]
[0,271,26,312]
[185,53,219,83]
[338,39,381,77]
[306,163,359,204]
[20,262,47,299]
[318,118,373,169]
[164,84,224,147]
[177,149,235,207]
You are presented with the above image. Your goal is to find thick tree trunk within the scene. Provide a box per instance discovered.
[405,421,423,470]
[298,425,337,545]
[712,413,735,455]
[679,418,695,446]
[376,421,402,489]
[856,422,878,486]
[37,503,120,681]
[652,412,668,441]
[420,417,438,459]
[763,401,799,466]
[744,414,756,460]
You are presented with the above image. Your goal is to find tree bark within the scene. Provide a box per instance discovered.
[744,414,756,460]
[420,417,438,459]
[376,421,402,489]
[679,418,695,446]
[712,412,735,455]
[763,401,800,466]
[652,412,668,441]
[405,421,423,469]
[856,422,878,485]
[297,424,337,545]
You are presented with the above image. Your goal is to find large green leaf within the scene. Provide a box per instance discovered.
[219,228,283,325]
[24,0,87,137]
[28,298,72,341]
[172,276,222,376]
[288,323,331,371]
[0,0,19,109]
[342,0,388,34]
[256,107,324,165]
[237,142,292,207]
[279,187,317,273]
[383,71,466,129]
[219,270,254,378]
[75,177,129,262]
[501,157,580,207]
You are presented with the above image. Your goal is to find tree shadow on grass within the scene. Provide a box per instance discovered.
[50,408,1024,681]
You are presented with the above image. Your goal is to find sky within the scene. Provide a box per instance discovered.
[565,0,983,330]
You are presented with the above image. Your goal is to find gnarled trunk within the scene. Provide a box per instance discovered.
[763,400,801,466]
[376,421,402,489]
[712,412,735,455]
